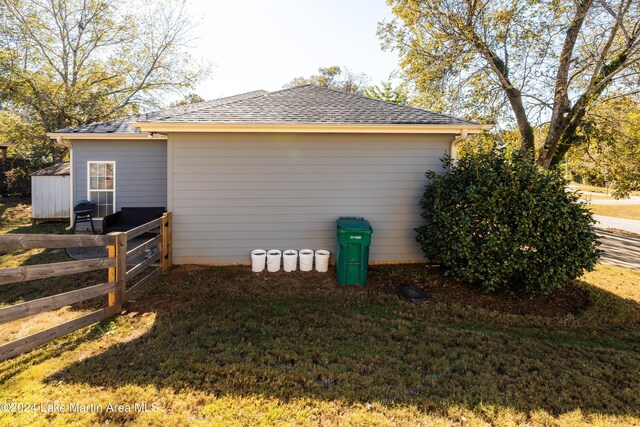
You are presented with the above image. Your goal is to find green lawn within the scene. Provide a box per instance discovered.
[580,194,619,201]
[0,235,110,345]
[0,197,32,225]
[570,183,640,197]
[2,200,640,425]
[588,204,640,221]
[0,261,639,426]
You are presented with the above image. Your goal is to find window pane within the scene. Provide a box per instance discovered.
[89,191,99,216]
[88,162,114,217]
[88,191,114,217]
[103,177,114,190]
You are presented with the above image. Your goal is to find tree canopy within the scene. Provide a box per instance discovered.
[170,93,206,108]
[380,0,640,168]
[566,97,640,197]
[363,81,409,105]
[0,0,207,163]
[284,66,369,94]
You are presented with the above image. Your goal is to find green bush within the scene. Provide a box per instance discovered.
[416,149,601,294]
[5,167,32,197]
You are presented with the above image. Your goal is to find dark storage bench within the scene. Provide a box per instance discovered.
[102,207,166,235]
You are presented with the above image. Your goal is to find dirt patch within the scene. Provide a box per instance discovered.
[423,273,590,317]
[162,263,591,318]
[171,264,209,274]
[366,264,592,317]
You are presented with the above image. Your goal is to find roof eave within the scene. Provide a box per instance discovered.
[130,122,492,134]
[46,132,168,141]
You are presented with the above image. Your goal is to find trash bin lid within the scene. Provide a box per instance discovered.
[337,216,372,231]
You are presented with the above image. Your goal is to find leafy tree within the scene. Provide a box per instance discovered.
[566,97,640,197]
[416,149,600,294]
[0,111,50,162]
[170,93,205,108]
[363,81,409,105]
[0,0,208,162]
[380,0,640,169]
[284,66,369,94]
[456,129,522,158]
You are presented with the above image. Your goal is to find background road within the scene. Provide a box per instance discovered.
[596,230,640,270]
[594,215,640,234]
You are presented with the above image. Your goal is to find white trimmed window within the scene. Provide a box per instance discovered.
[87,161,115,218]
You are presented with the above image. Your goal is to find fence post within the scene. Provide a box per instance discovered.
[107,232,127,311]
[161,212,172,272]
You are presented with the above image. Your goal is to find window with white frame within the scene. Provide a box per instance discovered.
[87,161,115,218]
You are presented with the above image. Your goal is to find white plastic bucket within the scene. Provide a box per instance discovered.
[283,250,298,272]
[267,249,282,272]
[315,250,330,272]
[251,249,266,272]
[299,249,314,272]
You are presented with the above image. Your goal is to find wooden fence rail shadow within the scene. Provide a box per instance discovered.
[0,212,172,361]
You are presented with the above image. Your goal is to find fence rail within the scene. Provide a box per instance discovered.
[0,212,172,362]
[0,282,116,324]
[0,258,116,286]
[0,234,115,250]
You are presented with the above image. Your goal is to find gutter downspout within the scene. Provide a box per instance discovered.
[450,130,469,160]
[54,136,74,228]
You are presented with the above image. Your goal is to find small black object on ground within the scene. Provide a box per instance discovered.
[399,284,427,302]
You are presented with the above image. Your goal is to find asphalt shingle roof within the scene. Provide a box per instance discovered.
[31,162,70,176]
[52,90,268,134]
[53,85,476,134]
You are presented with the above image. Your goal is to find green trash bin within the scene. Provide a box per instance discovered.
[336,217,373,286]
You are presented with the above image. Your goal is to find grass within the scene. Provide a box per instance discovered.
[2,199,640,425]
[0,197,32,225]
[0,199,109,343]
[0,261,639,425]
[570,183,640,197]
[580,194,619,201]
[588,204,640,221]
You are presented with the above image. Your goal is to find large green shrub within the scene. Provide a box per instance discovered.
[416,149,600,294]
[4,167,32,197]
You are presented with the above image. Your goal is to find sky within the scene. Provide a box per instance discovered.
[187,0,401,99]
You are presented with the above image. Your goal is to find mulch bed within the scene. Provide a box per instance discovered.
[366,264,592,317]
[166,263,592,318]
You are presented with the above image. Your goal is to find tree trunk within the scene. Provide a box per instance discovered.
[538,0,594,169]
[505,87,536,156]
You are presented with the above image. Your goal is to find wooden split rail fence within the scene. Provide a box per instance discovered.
[0,213,172,361]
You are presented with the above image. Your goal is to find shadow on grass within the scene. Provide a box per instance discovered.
[2,221,68,235]
[0,222,107,305]
[0,197,31,225]
[52,265,640,418]
[0,319,115,384]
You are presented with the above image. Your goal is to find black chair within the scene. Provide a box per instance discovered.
[72,200,96,234]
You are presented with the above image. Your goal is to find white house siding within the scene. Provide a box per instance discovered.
[169,132,454,264]
[31,176,70,219]
[72,139,167,215]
